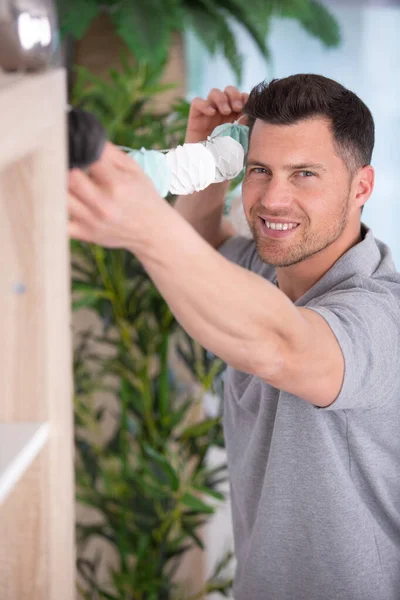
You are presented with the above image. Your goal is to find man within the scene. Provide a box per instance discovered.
[68,74,400,600]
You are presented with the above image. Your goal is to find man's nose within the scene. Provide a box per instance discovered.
[260,177,293,211]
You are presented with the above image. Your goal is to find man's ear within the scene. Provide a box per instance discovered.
[354,165,374,210]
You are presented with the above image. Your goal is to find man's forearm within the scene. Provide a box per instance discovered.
[128,199,305,380]
[173,180,233,248]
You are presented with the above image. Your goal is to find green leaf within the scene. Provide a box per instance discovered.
[193,485,225,502]
[181,522,205,549]
[181,492,214,514]
[278,0,340,47]
[168,398,193,430]
[110,0,171,66]
[210,0,272,59]
[57,0,98,39]
[76,523,116,545]
[72,280,105,292]
[180,417,220,440]
[144,445,180,491]
[187,1,243,81]
[301,0,341,47]
[158,330,170,418]
[72,289,111,311]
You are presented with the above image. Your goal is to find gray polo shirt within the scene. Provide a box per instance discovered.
[217,224,400,600]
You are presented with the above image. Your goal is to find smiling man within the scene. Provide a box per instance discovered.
[68,74,400,600]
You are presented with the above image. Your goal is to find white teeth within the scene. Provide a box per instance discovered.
[264,220,298,230]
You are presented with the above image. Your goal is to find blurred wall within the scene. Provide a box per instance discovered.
[185,1,400,596]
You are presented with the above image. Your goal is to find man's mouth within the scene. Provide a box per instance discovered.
[258,217,300,238]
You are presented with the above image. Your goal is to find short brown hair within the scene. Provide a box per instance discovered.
[244,74,375,172]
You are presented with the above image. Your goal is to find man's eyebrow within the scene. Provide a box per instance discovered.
[285,162,327,172]
[246,159,327,172]
[246,160,271,170]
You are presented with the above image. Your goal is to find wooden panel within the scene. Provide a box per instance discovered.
[0,449,48,600]
[0,69,71,424]
[0,423,49,503]
[39,94,76,600]
[0,70,65,170]
[0,67,75,598]
[0,152,48,421]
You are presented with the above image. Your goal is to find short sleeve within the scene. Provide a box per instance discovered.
[306,283,400,410]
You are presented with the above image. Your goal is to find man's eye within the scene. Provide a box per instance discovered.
[250,168,267,174]
[298,171,315,177]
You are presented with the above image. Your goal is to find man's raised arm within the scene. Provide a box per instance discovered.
[174,86,248,249]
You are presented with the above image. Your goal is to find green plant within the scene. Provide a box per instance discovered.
[70,57,190,150]
[71,61,234,599]
[57,0,341,82]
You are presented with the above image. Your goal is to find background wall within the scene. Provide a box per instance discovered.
[185,1,400,595]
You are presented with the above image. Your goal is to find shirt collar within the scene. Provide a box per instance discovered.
[290,224,386,306]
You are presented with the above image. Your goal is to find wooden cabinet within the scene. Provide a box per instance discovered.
[0,68,75,600]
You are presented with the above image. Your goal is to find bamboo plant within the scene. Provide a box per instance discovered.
[71,59,233,599]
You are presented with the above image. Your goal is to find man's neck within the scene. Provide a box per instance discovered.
[276,224,363,303]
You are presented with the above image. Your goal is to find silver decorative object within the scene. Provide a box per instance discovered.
[0,0,59,72]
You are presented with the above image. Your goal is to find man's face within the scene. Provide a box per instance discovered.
[242,117,356,268]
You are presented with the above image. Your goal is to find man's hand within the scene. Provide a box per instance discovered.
[68,142,162,248]
[186,86,249,143]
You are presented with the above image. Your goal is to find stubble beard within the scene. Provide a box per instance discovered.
[246,196,350,268]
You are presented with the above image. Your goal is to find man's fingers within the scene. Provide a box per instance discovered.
[224,86,245,112]
[190,88,249,122]
[208,88,233,115]
[69,168,105,217]
[87,142,124,186]
[68,193,94,225]
[190,97,217,117]
[88,142,141,185]
[68,219,93,243]
[100,141,138,170]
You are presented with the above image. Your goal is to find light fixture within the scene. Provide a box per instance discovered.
[0,0,58,72]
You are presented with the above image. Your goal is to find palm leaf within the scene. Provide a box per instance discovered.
[110,0,173,66]
[186,0,244,80]
[56,0,98,39]
[214,0,272,56]
[296,0,341,47]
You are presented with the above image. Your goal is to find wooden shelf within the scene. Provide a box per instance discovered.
[0,423,49,504]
